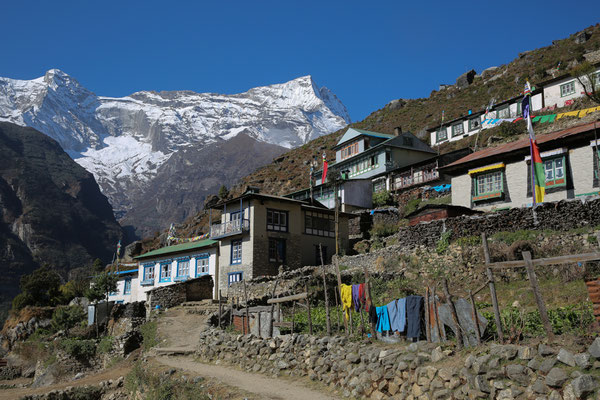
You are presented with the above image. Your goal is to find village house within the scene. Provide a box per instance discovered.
[285,179,373,211]
[539,64,600,109]
[208,189,350,295]
[130,239,219,300]
[107,268,139,304]
[442,121,600,211]
[428,89,544,147]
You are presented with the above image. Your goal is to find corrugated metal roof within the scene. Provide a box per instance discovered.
[135,239,217,260]
[443,121,600,170]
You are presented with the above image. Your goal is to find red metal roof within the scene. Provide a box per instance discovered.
[444,121,600,169]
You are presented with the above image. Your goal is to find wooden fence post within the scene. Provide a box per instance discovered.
[218,290,222,329]
[291,301,296,334]
[243,280,250,335]
[305,283,313,335]
[335,258,349,335]
[443,279,464,349]
[268,279,279,338]
[362,265,376,337]
[319,244,331,336]
[523,251,555,341]
[432,286,445,342]
[425,287,431,343]
[468,289,482,345]
[482,232,504,343]
[333,282,341,333]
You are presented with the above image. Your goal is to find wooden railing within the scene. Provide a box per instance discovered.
[210,219,250,238]
[391,162,439,191]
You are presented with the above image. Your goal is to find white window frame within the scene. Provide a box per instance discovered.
[196,255,209,275]
[560,81,576,97]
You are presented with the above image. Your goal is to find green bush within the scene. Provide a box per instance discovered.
[372,190,392,207]
[140,321,159,351]
[454,235,481,247]
[51,305,86,331]
[60,338,96,360]
[370,221,398,238]
[402,198,421,216]
[12,293,34,311]
[436,230,453,254]
[97,336,114,354]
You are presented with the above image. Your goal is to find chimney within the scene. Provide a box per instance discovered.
[394,126,402,136]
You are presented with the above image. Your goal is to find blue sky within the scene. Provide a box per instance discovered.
[1,1,599,121]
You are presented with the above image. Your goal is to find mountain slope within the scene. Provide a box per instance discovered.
[0,122,123,321]
[0,71,350,233]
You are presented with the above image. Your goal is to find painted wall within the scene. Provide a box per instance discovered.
[108,273,139,304]
[450,142,598,211]
[543,69,600,108]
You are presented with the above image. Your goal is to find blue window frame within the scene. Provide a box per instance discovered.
[159,262,171,282]
[175,257,190,281]
[196,254,210,276]
[231,240,242,264]
[228,272,243,286]
[124,278,132,295]
[142,264,155,286]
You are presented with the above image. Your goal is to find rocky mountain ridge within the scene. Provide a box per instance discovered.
[0,70,350,234]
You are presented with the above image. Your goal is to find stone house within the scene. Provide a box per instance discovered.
[107,268,139,304]
[208,190,350,295]
[540,64,600,109]
[314,127,437,185]
[428,90,544,147]
[442,121,600,211]
[133,239,219,300]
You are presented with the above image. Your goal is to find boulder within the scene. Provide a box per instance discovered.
[557,348,576,367]
[574,353,591,369]
[587,337,600,358]
[571,375,598,398]
[506,364,530,385]
[545,368,568,388]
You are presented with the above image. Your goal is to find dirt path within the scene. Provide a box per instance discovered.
[156,356,339,400]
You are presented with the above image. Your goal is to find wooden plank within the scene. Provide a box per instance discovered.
[268,279,279,338]
[443,279,464,349]
[363,264,377,337]
[424,287,431,343]
[273,322,293,328]
[243,281,250,335]
[267,292,308,304]
[468,289,482,345]
[523,251,555,341]
[482,233,504,343]
[489,252,600,269]
[305,283,313,335]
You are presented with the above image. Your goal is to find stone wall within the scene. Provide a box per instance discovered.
[147,275,213,310]
[197,329,600,399]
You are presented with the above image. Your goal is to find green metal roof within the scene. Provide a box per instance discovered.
[350,128,395,139]
[134,239,217,260]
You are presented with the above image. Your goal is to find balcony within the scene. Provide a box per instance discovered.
[210,219,250,239]
[391,162,440,191]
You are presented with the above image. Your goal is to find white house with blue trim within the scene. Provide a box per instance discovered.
[107,267,139,304]
[132,239,219,301]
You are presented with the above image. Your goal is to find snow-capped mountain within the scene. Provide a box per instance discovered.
[0,69,350,234]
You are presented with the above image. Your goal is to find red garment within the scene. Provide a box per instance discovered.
[358,283,366,310]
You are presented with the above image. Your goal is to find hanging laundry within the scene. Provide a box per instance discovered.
[406,295,424,339]
[352,284,361,312]
[368,305,378,325]
[375,306,391,333]
[358,283,365,310]
[340,284,353,320]
[387,298,407,332]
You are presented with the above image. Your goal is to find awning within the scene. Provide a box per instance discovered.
[468,163,505,175]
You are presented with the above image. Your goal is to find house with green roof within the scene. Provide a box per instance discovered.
[129,239,219,302]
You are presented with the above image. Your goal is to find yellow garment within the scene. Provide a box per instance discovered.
[340,284,353,320]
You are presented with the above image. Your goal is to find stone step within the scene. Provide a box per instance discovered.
[154,347,195,356]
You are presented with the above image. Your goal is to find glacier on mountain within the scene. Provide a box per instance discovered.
[0,69,350,221]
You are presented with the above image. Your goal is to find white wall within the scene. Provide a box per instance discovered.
[108,274,139,304]
[543,68,600,108]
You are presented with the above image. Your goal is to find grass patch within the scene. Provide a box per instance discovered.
[97,336,114,354]
[125,361,209,400]
[140,320,159,351]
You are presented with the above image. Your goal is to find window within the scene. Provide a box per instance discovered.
[560,81,576,97]
[451,123,464,137]
[176,258,190,278]
[340,141,359,160]
[594,72,600,89]
[231,240,242,264]
[468,118,481,131]
[544,157,566,187]
[124,278,132,295]
[304,211,335,237]
[497,106,510,119]
[160,262,171,282]
[143,264,155,284]
[436,129,447,142]
[196,254,209,275]
[315,245,327,265]
[268,238,286,263]
[413,170,424,184]
[348,155,378,177]
[473,171,503,201]
[267,209,288,232]
[228,272,243,286]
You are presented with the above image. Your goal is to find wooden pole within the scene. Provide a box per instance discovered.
[230,295,234,326]
[305,283,313,335]
[319,244,331,336]
[425,287,431,343]
[349,307,353,335]
[257,309,261,338]
[468,289,482,345]
[362,265,376,337]
[523,251,555,341]
[334,258,348,334]
[443,279,464,349]
[291,301,296,334]
[267,292,308,304]
[482,233,504,343]
[268,279,279,338]
[432,286,445,342]
[243,281,250,335]
[218,290,222,329]
[333,284,341,333]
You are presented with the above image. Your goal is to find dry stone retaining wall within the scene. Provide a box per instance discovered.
[197,329,600,399]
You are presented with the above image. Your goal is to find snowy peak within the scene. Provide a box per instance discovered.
[0,70,351,229]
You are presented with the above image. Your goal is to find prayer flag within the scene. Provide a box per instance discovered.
[321,152,328,183]
[523,81,545,204]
